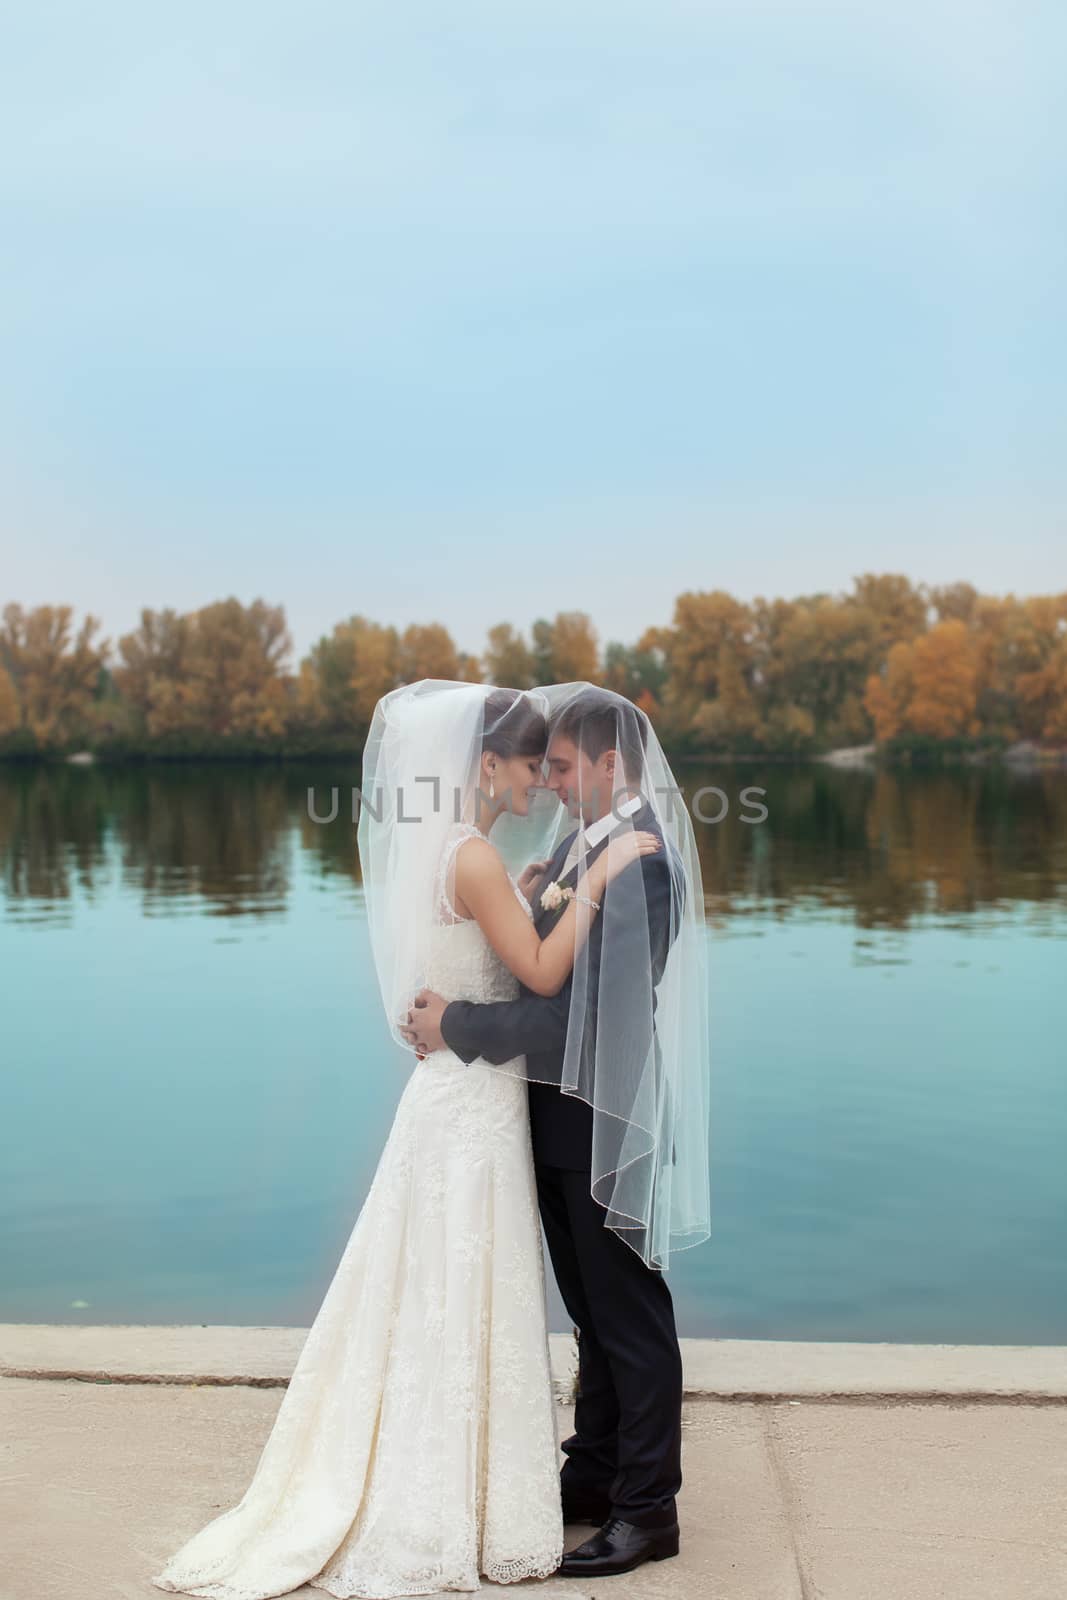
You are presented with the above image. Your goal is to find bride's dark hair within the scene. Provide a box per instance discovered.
[481,688,547,759]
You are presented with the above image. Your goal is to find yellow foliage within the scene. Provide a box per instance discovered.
[906,621,979,737]
[0,603,109,747]
[547,612,599,683]
[351,623,399,722]
[115,599,291,740]
[1014,594,1067,740]
[483,624,536,689]
[0,665,18,734]
[865,622,979,740]
[397,624,461,683]
[2,575,1063,756]
[456,652,484,683]
[864,640,912,742]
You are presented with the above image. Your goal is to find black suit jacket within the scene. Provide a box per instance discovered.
[440,802,680,1169]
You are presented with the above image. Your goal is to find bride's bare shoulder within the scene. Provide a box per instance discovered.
[451,832,506,883]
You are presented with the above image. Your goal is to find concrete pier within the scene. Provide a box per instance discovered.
[3,1325,1066,1600]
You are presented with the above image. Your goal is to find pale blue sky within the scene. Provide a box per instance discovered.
[2,0,1064,661]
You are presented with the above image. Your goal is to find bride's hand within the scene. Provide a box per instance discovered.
[516,858,550,905]
[589,830,662,895]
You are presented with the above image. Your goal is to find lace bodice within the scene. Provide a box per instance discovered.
[424,824,533,1006]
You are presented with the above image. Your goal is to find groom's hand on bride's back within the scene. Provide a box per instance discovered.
[399,988,448,1057]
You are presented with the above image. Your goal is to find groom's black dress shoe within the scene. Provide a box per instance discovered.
[558,1517,680,1577]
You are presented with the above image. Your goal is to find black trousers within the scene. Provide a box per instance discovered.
[535,1165,683,1529]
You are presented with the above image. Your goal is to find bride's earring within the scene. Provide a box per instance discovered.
[489,778,495,799]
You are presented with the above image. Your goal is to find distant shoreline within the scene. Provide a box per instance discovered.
[2,739,1065,770]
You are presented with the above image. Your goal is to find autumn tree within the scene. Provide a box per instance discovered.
[865,619,979,741]
[295,615,475,743]
[864,643,911,742]
[848,573,928,653]
[1012,593,1067,741]
[602,641,669,709]
[397,623,464,684]
[528,612,599,685]
[113,608,195,737]
[297,616,398,734]
[193,599,291,739]
[653,590,759,748]
[553,611,599,681]
[968,594,1024,741]
[907,621,980,737]
[927,581,980,626]
[116,599,291,742]
[0,603,109,748]
[4,575,1062,760]
[483,623,536,689]
[456,651,484,683]
[0,665,19,735]
[753,595,880,749]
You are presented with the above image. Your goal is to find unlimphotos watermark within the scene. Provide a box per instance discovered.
[305,781,768,827]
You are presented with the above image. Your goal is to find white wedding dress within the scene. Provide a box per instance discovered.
[152,824,564,1599]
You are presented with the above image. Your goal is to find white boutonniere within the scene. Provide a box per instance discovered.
[540,880,575,912]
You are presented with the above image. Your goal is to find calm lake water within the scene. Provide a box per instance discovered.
[2,759,1065,1343]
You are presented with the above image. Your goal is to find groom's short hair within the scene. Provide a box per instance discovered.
[551,688,649,786]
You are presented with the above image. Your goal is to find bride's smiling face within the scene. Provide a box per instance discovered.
[481,750,547,817]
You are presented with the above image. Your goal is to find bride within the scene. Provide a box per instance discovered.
[151,680,660,1600]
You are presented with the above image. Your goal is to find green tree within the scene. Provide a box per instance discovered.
[602,641,668,708]
[754,594,880,749]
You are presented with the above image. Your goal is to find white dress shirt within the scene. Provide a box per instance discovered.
[561,792,643,879]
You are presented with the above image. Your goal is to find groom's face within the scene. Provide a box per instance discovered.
[544,734,614,822]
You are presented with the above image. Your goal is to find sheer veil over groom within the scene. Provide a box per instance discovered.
[405,682,711,1580]
[151,679,709,1599]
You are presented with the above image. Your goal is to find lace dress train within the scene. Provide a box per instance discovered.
[151,828,563,1598]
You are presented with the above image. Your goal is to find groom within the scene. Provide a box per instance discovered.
[402,687,684,1579]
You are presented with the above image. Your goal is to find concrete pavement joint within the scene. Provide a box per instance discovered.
[761,1404,817,1600]
[5,1364,1067,1408]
